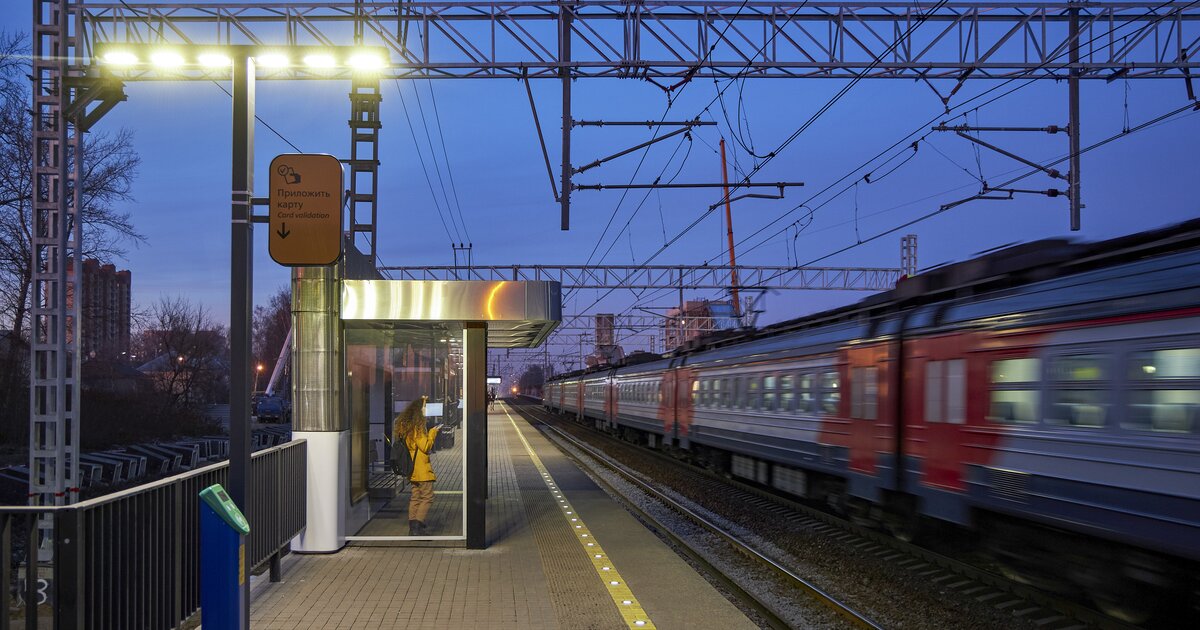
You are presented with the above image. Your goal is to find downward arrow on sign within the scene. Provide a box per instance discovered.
[276,223,291,239]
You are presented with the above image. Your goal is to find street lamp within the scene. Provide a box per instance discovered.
[95,42,389,629]
[254,364,265,393]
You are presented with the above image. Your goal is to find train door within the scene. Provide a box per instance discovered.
[604,371,618,428]
[845,344,891,477]
[676,363,695,446]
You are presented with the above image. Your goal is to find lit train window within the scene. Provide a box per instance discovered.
[820,370,840,414]
[747,376,761,410]
[1048,354,1110,428]
[779,375,795,412]
[798,373,815,413]
[988,358,1040,425]
[692,379,700,406]
[1126,349,1200,433]
[763,374,778,411]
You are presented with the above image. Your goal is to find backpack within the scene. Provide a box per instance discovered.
[387,433,415,486]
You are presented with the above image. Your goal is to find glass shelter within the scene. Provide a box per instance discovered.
[291,273,559,551]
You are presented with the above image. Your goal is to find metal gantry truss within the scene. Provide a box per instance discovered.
[378,264,902,290]
[77,2,1200,227]
[78,2,1200,81]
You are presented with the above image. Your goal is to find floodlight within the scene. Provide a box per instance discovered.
[347,51,386,71]
[303,53,336,69]
[150,50,185,68]
[257,52,290,68]
[198,52,232,68]
[101,51,139,66]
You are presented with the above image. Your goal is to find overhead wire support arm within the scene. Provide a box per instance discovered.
[573,120,717,127]
[945,130,1069,180]
[932,124,1066,133]
[575,182,804,191]
[573,125,694,174]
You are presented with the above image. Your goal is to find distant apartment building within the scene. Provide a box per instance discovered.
[662,300,741,350]
[80,259,132,359]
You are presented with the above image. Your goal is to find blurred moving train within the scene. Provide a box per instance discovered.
[545,220,1200,622]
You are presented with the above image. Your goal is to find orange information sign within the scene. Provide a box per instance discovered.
[268,154,343,266]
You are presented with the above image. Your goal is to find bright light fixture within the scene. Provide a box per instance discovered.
[102,51,139,66]
[347,51,386,71]
[257,52,290,68]
[303,53,336,69]
[198,52,231,68]
[151,50,185,68]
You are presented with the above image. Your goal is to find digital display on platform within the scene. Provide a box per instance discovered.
[486,377,501,385]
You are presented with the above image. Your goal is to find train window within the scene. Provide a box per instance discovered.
[763,375,778,412]
[779,374,796,412]
[692,379,700,406]
[1128,348,1200,380]
[820,370,840,414]
[1125,349,1200,433]
[928,360,966,424]
[747,376,761,410]
[988,358,1040,425]
[851,367,879,420]
[926,361,944,423]
[1047,354,1110,428]
[721,378,732,408]
[798,373,815,413]
[946,360,965,424]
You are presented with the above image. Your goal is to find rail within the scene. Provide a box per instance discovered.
[0,439,307,630]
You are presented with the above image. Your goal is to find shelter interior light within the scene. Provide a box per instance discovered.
[101,50,139,66]
[303,53,336,68]
[257,52,290,68]
[348,51,386,71]
[198,52,231,68]
[150,50,185,68]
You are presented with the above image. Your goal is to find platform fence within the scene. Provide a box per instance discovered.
[0,439,306,630]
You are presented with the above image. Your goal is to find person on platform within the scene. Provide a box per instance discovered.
[393,396,442,536]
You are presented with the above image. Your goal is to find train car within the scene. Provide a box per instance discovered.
[546,220,1200,621]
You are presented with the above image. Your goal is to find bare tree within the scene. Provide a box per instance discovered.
[0,31,143,441]
[135,296,228,414]
[252,286,291,389]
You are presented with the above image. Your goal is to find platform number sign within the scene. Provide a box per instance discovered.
[268,153,344,266]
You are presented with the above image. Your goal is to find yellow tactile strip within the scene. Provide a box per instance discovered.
[505,408,657,629]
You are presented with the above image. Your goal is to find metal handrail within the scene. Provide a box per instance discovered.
[0,439,307,630]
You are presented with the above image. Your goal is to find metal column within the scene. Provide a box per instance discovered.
[465,322,487,548]
[559,2,572,230]
[348,78,381,259]
[1068,4,1082,231]
[229,54,255,627]
[30,0,83,549]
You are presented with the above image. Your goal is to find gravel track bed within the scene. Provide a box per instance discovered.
[524,407,1044,630]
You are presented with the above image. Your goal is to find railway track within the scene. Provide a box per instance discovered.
[507,403,883,629]
[514,400,1141,630]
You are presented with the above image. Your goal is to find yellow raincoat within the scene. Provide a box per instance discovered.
[394,421,440,483]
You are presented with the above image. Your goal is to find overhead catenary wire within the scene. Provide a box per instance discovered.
[410,79,468,243]
[572,0,950,319]
[704,0,1195,272]
[393,80,459,245]
[592,0,1187,336]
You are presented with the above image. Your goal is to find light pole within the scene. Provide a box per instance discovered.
[254,364,265,393]
[97,43,387,629]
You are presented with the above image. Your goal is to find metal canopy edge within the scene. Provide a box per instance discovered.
[341,280,561,348]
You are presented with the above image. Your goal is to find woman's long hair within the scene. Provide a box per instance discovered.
[394,396,427,441]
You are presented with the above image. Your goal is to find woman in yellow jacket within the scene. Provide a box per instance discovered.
[393,397,441,536]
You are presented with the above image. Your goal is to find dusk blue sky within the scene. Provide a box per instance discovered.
[6,3,1198,364]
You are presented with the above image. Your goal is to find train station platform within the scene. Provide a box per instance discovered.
[249,403,757,629]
